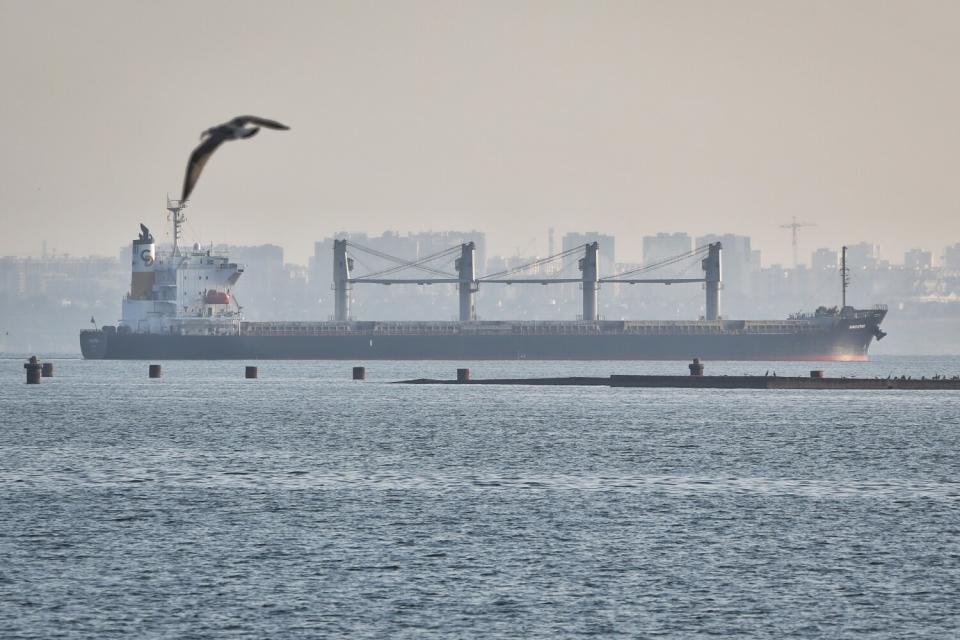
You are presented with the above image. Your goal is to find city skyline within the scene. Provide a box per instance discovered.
[9,224,960,272]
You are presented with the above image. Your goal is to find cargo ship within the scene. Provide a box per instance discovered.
[80,207,887,361]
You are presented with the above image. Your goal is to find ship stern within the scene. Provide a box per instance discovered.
[79,329,109,359]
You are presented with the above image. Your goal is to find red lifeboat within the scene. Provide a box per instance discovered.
[204,290,232,305]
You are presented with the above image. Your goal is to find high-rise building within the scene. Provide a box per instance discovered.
[407,231,486,278]
[811,248,838,271]
[845,243,880,271]
[903,248,933,270]
[696,233,754,296]
[942,243,960,271]
[213,244,285,320]
[562,231,616,277]
[642,233,692,265]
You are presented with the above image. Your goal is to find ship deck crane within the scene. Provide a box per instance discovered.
[335,240,722,323]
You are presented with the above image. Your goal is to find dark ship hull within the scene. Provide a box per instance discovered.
[80,308,887,361]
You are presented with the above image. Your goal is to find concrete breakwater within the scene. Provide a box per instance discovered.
[398,374,960,390]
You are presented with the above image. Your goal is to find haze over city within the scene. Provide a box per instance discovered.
[2,0,959,265]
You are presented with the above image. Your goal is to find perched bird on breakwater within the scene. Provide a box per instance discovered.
[181,116,290,202]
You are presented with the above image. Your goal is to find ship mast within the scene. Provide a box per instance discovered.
[840,245,849,308]
[166,197,187,256]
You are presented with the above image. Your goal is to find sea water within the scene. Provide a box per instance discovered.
[1,356,958,638]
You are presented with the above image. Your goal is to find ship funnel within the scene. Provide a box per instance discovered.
[130,223,156,300]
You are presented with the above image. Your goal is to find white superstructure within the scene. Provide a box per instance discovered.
[120,201,244,335]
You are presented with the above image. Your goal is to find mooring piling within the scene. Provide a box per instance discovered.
[24,356,42,384]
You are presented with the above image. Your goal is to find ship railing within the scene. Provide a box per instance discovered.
[740,321,823,334]
[490,321,607,336]
[220,318,835,337]
[518,323,601,336]
[374,323,461,336]
[607,320,826,336]
[620,320,726,336]
[842,307,886,320]
[240,321,359,337]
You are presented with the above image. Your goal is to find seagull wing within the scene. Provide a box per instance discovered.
[231,115,290,130]
[182,131,229,201]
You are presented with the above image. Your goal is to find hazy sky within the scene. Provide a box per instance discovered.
[1,0,958,265]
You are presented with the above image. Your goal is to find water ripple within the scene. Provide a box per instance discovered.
[1,357,959,638]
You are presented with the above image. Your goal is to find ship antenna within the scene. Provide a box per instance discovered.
[166,196,187,256]
[840,245,849,308]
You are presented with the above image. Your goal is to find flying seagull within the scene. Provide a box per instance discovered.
[181,115,290,202]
